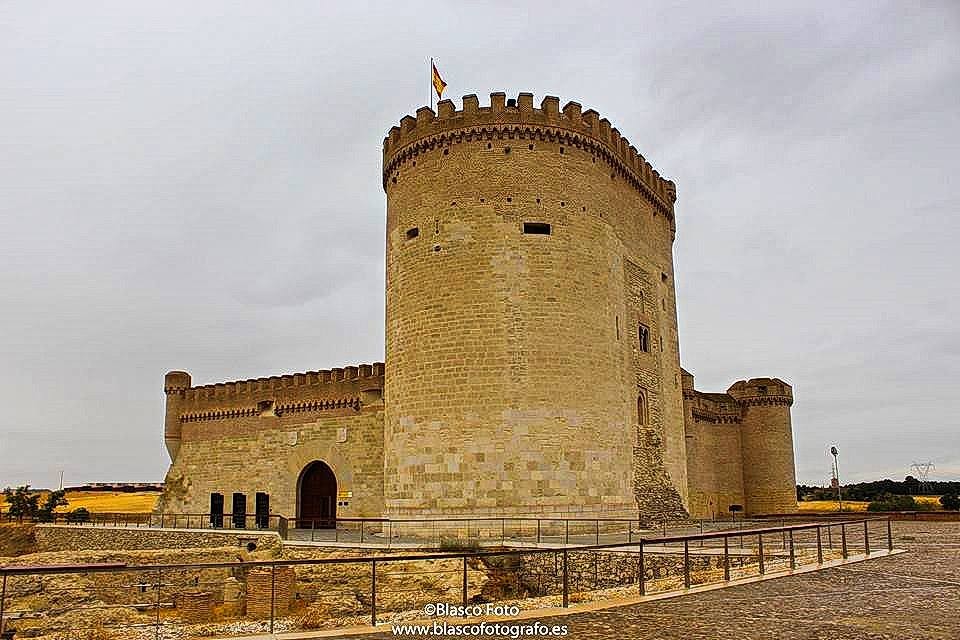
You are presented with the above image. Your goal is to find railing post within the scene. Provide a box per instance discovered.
[683,539,690,588]
[841,523,848,559]
[502,519,505,545]
[595,520,600,545]
[758,534,765,574]
[827,523,833,549]
[1,571,7,636]
[565,520,569,546]
[788,530,795,569]
[361,520,365,544]
[638,541,645,595]
[562,550,569,607]
[862,520,870,556]
[887,518,893,552]
[723,535,730,581]
[154,568,162,640]
[462,557,468,610]
[269,564,276,633]
[371,560,377,626]
[537,519,541,545]
[816,526,823,564]
[628,522,633,544]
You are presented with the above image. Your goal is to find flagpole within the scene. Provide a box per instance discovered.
[430,57,434,111]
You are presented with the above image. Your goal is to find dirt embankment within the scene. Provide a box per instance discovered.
[0,523,38,558]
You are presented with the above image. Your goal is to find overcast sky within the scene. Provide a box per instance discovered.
[1,2,957,490]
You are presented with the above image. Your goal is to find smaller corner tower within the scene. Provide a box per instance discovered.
[728,378,797,514]
[163,370,191,461]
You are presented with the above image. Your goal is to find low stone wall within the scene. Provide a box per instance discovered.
[35,524,282,552]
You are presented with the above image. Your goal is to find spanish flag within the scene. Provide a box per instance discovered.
[432,61,447,99]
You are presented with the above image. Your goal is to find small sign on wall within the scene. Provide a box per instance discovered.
[336,427,347,443]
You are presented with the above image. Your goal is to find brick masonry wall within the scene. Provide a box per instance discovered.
[382,93,685,518]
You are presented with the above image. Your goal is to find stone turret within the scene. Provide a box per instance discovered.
[163,370,191,461]
[728,378,797,514]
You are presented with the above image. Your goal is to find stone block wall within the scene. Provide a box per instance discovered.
[382,92,683,519]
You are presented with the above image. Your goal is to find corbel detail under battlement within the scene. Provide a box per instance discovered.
[180,397,362,423]
[383,124,675,220]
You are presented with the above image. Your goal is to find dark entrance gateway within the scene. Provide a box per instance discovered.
[297,460,337,529]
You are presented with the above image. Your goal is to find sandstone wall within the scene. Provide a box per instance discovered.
[160,375,385,519]
[34,524,282,552]
[382,92,686,519]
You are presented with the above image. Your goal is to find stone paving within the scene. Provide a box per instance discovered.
[365,520,960,640]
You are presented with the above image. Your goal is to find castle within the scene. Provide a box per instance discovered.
[159,92,798,524]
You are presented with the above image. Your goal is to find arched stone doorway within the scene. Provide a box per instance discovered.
[297,460,337,528]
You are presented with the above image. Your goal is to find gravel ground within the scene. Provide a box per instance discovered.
[365,520,960,640]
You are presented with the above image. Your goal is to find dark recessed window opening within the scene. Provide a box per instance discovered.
[507,98,517,107]
[639,324,650,353]
[487,142,492,149]
[405,227,419,240]
[443,148,449,155]
[412,160,416,166]
[433,245,441,252]
[536,198,541,204]
[506,197,512,202]
[479,197,485,202]
[528,144,534,150]
[523,222,551,235]
[560,201,565,207]
[504,147,511,154]
[559,147,565,154]
[210,493,224,528]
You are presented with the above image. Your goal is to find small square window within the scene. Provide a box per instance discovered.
[405,227,419,240]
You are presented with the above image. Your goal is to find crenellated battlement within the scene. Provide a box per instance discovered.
[164,363,384,400]
[382,92,677,217]
[727,378,793,407]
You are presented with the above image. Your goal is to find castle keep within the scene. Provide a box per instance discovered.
[159,92,798,523]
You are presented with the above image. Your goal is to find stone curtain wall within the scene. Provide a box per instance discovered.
[159,403,385,519]
[382,92,683,519]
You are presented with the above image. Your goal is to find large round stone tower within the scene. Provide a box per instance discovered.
[381,92,688,518]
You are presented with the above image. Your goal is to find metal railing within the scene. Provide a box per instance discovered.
[12,509,787,547]
[0,517,893,638]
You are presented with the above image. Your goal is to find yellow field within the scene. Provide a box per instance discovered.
[0,490,160,514]
[798,495,943,512]
[798,500,868,512]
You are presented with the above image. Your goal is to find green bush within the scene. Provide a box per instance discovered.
[867,494,917,512]
[940,494,960,511]
[66,507,91,523]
